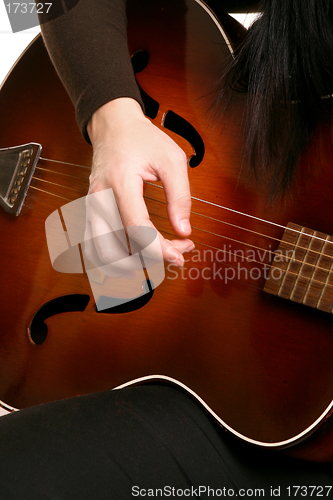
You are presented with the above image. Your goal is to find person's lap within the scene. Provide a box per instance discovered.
[0,384,331,499]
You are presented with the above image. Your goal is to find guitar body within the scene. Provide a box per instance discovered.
[1,0,333,460]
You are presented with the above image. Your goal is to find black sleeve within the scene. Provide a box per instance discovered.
[38,0,260,144]
[39,0,143,143]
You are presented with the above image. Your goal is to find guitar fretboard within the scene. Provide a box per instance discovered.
[264,222,333,313]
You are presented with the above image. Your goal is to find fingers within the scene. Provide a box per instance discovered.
[170,238,195,254]
[112,175,193,267]
[84,190,139,278]
[84,219,136,279]
[87,99,194,267]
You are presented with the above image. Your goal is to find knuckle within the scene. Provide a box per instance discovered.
[170,148,187,166]
[175,194,192,211]
[125,217,145,228]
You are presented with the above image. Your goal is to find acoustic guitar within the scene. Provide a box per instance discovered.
[1,0,333,462]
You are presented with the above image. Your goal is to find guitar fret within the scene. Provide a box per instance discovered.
[263,223,299,296]
[291,229,324,305]
[303,235,333,309]
[264,222,333,314]
[278,228,312,300]
[316,236,333,313]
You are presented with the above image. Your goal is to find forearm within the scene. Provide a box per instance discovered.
[39,0,143,143]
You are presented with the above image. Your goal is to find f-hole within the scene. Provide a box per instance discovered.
[131,50,159,119]
[29,294,90,345]
[131,50,205,167]
[163,111,205,168]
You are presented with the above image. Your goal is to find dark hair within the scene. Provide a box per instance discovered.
[218,0,333,194]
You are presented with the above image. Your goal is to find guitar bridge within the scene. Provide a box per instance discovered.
[264,222,333,313]
[0,143,42,216]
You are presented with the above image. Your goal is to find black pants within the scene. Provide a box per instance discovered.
[0,384,332,499]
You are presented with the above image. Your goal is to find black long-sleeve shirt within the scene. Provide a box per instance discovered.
[39,0,259,142]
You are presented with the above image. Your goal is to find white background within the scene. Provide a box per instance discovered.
[0,3,41,87]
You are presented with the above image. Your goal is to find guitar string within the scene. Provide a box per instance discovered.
[39,156,91,170]
[30,180,333,302]
[29,158,333,292]
[158,226,270,291]
[33,174,87,194]
[150,211,333,295]
[30,168,333,282]
[35,165,89,180]
[31,180,275,260]
[28,184,333,296]
[33,171,279,251]
[31,166,333,267]
[22,200,333,313]
[30,185,72,202]
[26,187,270,283]
[36,157,333,252]
[30,184,333,304]
[146,197,333,274]
[156,216,333,312]
[29,176,297,267]
[33,168,283,252]
[150,212,273,268]
[20,196,268,303]
[35,166,281,244]
[148,200,333,282]
[25,190,333,309]
[157,223,333,307]
[27,186,267,270]
[37,156,333,248]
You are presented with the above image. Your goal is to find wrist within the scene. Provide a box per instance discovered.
[87,97,145,144]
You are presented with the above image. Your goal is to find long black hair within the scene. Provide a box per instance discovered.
[218,0,333,193]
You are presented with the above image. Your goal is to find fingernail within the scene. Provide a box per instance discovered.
[168,259,184,268]
[179,219,191,234]
[183,243,195,253]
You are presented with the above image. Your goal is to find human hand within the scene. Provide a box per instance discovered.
[85,97,194,271]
